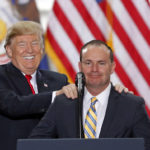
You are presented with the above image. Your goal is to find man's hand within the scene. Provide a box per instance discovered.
[114,84,134,94]
[56,84,78,99]
[56,84,133,99]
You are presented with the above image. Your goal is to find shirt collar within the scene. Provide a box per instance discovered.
[30,71,37,81]
[22,71,37,81]
[84,83,111,106]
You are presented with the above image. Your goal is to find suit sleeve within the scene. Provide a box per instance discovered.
[0,72,68,118]
[29,100,58,138]
[0,89,52,117]
[132,98,150,150]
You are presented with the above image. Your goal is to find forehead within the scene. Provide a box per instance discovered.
[82,45,110,60]
[13,34,39,42]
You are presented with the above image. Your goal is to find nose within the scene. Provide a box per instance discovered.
[26,43,33,53]
[91,63,98,72]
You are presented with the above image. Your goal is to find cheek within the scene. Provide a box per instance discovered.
[40,48,44,54]
[11,50,20,58]
[80,66,90,74]
[14,47,25,55]
[37,49,43,56]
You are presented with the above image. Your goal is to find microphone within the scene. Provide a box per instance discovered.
[75,72,85,99]
[75,72,85,138]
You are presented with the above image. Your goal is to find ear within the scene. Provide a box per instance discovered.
[78,61,82,72]
[111,62,116,74]
[5,46,12,58]
[41,48,44,54]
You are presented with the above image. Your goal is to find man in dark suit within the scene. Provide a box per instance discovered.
[0,21,79,150]
[30,40,150,150]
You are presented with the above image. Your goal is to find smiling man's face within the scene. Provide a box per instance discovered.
[6,34,43,74]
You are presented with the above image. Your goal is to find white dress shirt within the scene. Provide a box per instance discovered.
[83,83,111,138]
[23,71,56,102]
[30,71,38,94]
[22,71,38,94]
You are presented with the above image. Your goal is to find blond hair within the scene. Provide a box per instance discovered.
[4,21,44,48]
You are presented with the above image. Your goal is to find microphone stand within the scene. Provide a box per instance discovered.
[78,91,84,138]
[75,72,85,138]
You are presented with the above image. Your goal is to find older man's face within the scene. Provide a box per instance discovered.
[6,34,43,74]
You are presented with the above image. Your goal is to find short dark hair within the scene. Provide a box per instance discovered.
[80,40,114,62]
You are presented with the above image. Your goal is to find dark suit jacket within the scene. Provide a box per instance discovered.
[0,62,68,150]
[30,86,150,150]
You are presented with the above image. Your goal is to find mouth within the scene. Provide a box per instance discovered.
[88,74,103,79]
[23,56,35,60]
[89,73,102,77]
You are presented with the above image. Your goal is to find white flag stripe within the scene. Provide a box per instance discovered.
[83,0,150,104]
[111,73,123,86]
[112,0,150,68]
[0,1,19,65]
[113,37,149,96]
[132,0,150,28]
[46,0,150,114]
[82,0,111,40]
[48,12,79,71]
[113,34,150,107]
[0,3,18,25]
[58,0,95,43]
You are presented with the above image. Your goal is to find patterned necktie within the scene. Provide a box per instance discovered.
[84,97,98,138]
[25,75,35,94]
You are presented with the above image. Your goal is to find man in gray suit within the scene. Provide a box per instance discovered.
[30,40,150,150]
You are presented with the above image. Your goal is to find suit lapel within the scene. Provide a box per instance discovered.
[99,86,119,138]
[6,63,32,95]
[36,70,50,93]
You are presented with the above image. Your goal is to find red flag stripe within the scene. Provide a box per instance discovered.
[46,0,150,116]
[122,0,150,45]
[73,0,149,91]
[54,1,83,52]
[46,28,76,80]
[70,0,140,96]
[146,106,150,117]
[100,2,150,86]
[72,0,105,41]
[114,57,139,96]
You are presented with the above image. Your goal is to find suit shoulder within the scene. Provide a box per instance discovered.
[111,86,144,104]
[55,94,76,106]
[0,64,9,78]
[38,70,67,80]
[0,63,7,72]
[55,94,72,102]
[116,91,145,108]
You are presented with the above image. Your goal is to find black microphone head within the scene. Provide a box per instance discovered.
[75,72,85,87]
[75,72,85,98]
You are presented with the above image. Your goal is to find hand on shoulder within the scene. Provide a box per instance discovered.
[56,84,78,99]
[114,83,134,94]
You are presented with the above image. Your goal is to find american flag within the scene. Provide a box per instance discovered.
[0,0,19,64]
[45,0,150,116]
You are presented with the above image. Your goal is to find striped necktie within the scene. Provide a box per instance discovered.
[84,97,98,138]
